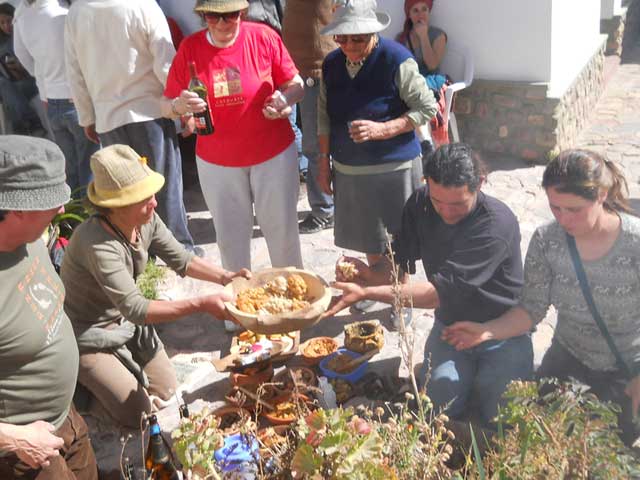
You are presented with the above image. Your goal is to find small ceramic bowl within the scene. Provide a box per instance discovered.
[300,336,339,366]
[319,348,369,383]
[262,393,313,426]
[229,361,274,389]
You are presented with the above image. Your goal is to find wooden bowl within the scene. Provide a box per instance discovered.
[300,336,339,366]
[224,268,331,334]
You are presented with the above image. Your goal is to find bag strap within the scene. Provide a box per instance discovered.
[565,233,632,378]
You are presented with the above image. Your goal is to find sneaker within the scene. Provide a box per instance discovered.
[299,213,334,234]
[391,307,413,330]
[353,299,378,312]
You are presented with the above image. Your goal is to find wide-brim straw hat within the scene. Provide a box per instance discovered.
[320,0,391,36]
[194,0,249,13]
[87,145,165,209]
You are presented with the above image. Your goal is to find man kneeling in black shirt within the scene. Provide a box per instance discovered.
[325,143,533,426]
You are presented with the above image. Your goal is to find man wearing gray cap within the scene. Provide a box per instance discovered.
[0,136,98,479]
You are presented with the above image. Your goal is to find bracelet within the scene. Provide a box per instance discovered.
[171,98,181,117]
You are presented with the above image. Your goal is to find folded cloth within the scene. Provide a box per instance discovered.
[74,321,162,389]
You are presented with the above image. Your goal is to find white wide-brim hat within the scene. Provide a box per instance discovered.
[320,0,391,36]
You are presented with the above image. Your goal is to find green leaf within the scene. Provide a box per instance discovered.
[291,443,323,476]
[470,425,486,480]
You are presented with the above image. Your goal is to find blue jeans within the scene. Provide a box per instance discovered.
[46,99,99,194]
[300,80,333,217]
[288,104,307,173]
[0,76,39,130]
[537,339,639,446]
[421,321,533,426]
[99,118,195,249]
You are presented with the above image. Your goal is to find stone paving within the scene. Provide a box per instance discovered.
[89,41,640,477]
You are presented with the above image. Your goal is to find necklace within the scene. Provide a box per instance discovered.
[344,35,379,69]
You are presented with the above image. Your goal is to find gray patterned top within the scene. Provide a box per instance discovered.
[520,212,640,372]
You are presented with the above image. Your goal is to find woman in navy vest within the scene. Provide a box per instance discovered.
[317,0,437,310]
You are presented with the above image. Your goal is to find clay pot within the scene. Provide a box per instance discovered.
[211,406,253,435]
[262,393,313,426]
[224,384,282,411]
[229,361,274,389]
[344,320,384,354]
[272,366,317,392]
[300,336,339,366]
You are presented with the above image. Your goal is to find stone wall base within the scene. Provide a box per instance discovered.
[601,7,628,56]
[453,38,606,164]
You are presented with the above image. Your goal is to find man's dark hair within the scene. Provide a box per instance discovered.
[0,2,15,17]
[422,143,487,193]
[0,210,7,222]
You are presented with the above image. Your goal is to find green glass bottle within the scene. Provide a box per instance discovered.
[188,61,215,135]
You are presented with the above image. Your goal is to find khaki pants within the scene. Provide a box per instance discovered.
[0,406,98,480]
[78,348,178,428]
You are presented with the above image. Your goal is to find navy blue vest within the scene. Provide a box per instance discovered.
[323,37,421,167]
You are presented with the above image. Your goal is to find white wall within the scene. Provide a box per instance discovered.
[378,0,553,83]
[601,0,623,19]
[550,0,603,96]
[379,0,603,97]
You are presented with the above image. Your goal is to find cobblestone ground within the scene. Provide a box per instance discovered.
[90,41,640,477]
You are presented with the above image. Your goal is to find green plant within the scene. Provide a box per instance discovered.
[171,407,225,480]
[136,258,167,300]
[290,407,389,479]
[470,379,640,479]
[50,190,93,240]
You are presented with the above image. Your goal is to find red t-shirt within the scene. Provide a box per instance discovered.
[165,23,297,167]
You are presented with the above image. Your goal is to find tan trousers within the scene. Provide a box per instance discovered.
[78,348,178,428]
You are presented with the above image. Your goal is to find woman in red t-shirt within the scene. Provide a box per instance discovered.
[162,0,305,329]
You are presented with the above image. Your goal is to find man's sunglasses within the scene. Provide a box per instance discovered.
[202,10,242,22]
[334,34,372,45]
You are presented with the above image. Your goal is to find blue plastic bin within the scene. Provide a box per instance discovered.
[319,348,368,383]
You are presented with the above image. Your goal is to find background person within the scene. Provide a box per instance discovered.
[318,0,436,311]
[282,0,337,234]
[397,0,448,151]
[13,0,99,195]
[64,0,197,253]
[163,0,305,332]
[442,149,640,445]
[326,144,531,427]
[61,144,249,428]
[0,136,97,479]
[0,2,41,135]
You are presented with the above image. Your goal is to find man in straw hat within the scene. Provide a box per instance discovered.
[64,0,199,254]
[0,136,98,478]
[60,144,250,427]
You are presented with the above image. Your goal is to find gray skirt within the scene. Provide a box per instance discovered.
[334,157,422,254]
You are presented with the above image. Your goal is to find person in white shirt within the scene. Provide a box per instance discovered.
[64,0,198,254]
[13,0,99,194]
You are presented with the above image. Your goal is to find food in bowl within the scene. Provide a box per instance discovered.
[263,393,313,425]
[235,274,311,314]
[301,337,338,365]
[326,353,358,374]
[272,366,317,392]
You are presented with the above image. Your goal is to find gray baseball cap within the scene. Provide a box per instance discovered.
[0,135,71,211]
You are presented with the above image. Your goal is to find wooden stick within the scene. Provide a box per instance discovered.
[335,348,379,373]
[237,386,275,411]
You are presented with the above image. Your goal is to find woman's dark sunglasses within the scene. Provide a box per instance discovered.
[202,10,242,22]
[334,34,371,45]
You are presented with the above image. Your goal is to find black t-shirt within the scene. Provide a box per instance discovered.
[392,186,523,325]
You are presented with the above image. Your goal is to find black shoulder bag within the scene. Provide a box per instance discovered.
[566,233,633,379]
